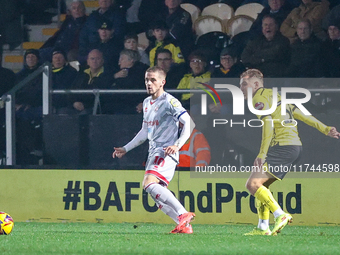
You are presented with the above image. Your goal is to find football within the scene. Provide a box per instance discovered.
[0,212,14,235]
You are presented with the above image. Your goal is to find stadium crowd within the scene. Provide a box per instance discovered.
[1,0,340,164]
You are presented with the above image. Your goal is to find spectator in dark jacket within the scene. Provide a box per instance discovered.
[79,0,126,54]
[0,52,16,97]
[104,49,148,114]
[212,47,246,78]
[285,19,323,77]
[39,0,87,63]
[51,49,78,112]
[241,15,290,77]
[154,0,194,60]
[0,0,23,52]
[249,0,291,39]
[78,19,123,70]
[62,49,114,114]
[321,21,340,77]
[15,49,43,117]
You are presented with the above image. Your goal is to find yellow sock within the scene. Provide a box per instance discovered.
[255,198,270,220]
[254,185,280,213]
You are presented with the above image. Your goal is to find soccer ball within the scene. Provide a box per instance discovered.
[0,212,14,235]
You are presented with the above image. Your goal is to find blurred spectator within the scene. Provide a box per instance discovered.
[177,50,211,108]
[15,49,44,165]
[322,3,340,30]
[104,49,148,114]
[155,0,195,60]
[138,0,167,30]
[15,49,43,118]
[39,0,87,63]
[62,49,114,115]
[0,53,16,154]
[79,19,123,70]
[0,0,23,52]
[178,128,211,167]
[79,0,126,54]
[0,53,16,97]
[285,19,323,77]
[126,0,144,34]
[249,0,291,39]
[321,20,340,77]
[212,47,245,78]
[124,33,150,65]
[155,49,187,88]
[113,49,149,89]
[51,49,78,113]
[280,0,329,43]
[148,20,185,66]
[241,15,290,77]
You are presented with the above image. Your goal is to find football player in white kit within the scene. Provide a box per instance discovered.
[113,66,196,234]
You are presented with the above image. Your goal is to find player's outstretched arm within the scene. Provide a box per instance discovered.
[112,147,127,158]
[293,108,339,137]
[113,122,148,159]
[327,127,340,139]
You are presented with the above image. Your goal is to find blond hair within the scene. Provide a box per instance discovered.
[240,69,264,82]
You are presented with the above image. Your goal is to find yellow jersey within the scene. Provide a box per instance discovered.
[253,88,332,159]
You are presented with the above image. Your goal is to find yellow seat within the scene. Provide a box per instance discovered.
[22,42,44,49]
[42,28,59,36]
[4,55,24,63]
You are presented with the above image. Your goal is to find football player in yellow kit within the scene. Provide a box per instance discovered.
[239,69,340,235]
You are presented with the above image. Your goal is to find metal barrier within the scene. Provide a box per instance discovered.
[1,62,52,165]
[1,68,340,166]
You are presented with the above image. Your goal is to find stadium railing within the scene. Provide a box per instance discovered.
[2,62,340,166]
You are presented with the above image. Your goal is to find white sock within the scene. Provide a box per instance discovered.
[273,208,285,218]
[257,219,269,230]
[145,182,187,216]
[151,196,179,224]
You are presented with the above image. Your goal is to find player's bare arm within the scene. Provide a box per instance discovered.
[112,147,126,158]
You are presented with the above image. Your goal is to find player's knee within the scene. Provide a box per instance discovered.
[245,179,261,195]
[142,174,160,190]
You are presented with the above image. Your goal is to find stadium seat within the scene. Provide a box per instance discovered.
[226,15,254,37]
[180,3,201,29]
[137,32,149,49]
[194,15,224,37]
[228,31,251,58]
[201,3,234,21]
[195,31,230,66]
[234,3,264,20]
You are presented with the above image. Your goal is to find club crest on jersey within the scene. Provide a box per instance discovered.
[170,98,180,107]
[255,102,264,110]
[145,107,148,112]
[154,106,159,112]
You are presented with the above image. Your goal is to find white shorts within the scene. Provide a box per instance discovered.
[145,148,179,186]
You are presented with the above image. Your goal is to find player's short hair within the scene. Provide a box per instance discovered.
[146,66,167,79]
[240,69,264,82]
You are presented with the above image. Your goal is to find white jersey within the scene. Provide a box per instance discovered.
[143,92,186,152]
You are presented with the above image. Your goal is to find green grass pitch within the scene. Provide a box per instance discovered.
[1,223,339,254]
